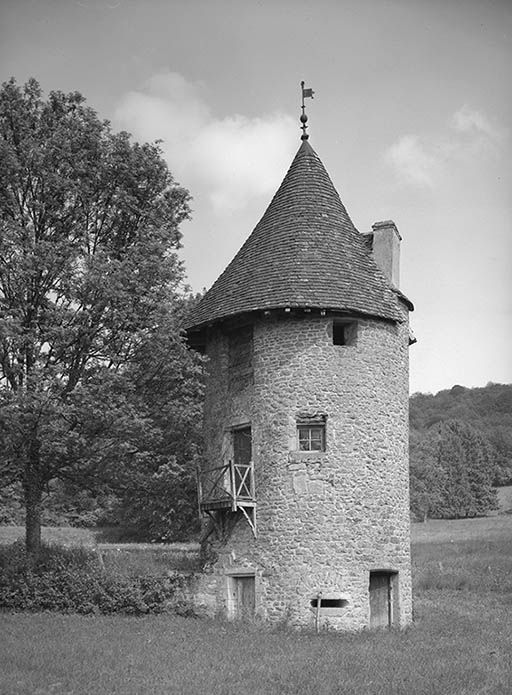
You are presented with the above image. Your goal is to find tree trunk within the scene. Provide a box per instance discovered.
[25,484,42,558]
[23,441,43,558]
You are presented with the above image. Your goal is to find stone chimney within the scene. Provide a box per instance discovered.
[370,220,401,288]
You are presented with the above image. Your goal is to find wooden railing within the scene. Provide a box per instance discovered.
[199,460,255,511]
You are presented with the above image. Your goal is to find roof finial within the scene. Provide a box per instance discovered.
[300,81,315,140]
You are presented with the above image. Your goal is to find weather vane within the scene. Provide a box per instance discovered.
[300,81,315,140]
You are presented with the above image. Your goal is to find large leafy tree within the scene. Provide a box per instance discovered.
[409,429,448,522]
[0,78,199,554]
[410,419,498,520]
[103,306,205,542]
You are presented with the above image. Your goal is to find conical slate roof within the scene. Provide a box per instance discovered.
[186,140,405,330]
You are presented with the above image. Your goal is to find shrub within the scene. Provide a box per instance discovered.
[0,541,188,615]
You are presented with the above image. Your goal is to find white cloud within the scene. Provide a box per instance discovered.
[114,72,297,213]
[384,106,507,189]
[384,135,438,188]
[451,105,505,142]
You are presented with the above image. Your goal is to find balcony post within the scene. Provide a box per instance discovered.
[229,459,237,512]
[250,460,255,498]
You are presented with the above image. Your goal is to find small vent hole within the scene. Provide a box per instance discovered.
[310,598,348,608]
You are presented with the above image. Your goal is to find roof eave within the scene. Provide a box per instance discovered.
[185,304,403,335]
[391,287,414,312]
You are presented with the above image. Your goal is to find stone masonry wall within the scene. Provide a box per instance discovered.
[196,309,412,630]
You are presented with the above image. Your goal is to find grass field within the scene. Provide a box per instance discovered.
[1,516,512,694]
[0,526,201,575]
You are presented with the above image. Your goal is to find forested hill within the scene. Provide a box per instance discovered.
[410,383,512,485]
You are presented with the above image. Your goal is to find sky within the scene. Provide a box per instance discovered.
[1,0,511,394]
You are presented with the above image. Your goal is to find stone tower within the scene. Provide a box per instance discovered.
[186,137,414,630]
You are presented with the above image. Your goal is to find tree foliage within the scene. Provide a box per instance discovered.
[103,307,204,542]
[0,78,202,553]
[410,419,499,520]
[410,383,512,485]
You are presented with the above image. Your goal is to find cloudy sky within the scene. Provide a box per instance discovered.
[1,0,511,394]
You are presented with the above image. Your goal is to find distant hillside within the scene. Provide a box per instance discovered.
[410,383,512,485]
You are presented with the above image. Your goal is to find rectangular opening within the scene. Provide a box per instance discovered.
[298,424,325,451]
[233,427,253,499]
[332,319,357,346]
[228,575,255,620]
[310,598,348,608]
[369,571,397,628]
[296,414,327,452]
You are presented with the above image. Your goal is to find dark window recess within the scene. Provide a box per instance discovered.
[233,427,253,498]
[233,427,252,466]
[228,325,253,368]
[333,320,357,346]
[228,325,253,391]
[310,598,349,608]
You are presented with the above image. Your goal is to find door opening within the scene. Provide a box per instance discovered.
[229,574,255,619]
[369,571,397,628]
[233,427,253,499]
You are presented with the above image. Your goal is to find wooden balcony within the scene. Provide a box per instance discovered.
[198,460,256,537]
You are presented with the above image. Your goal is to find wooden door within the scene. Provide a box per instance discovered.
[233,427,252,498]
[369,571,392,628]
[234,575,255,619]
[233,428,251,466]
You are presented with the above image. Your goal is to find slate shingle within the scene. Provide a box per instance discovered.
[186,140,407,330]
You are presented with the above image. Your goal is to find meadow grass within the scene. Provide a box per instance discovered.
[1,516,512,694]
[1,594,511,695]
[411,514,512,544]
[0,525,97,547]
[0,526,200,575]
[412,515,512,595]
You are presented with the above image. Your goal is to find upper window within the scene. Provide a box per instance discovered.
[332,319,357,346]
[296,413,327,452]
[228,325,253,391]
[298,424,325,451]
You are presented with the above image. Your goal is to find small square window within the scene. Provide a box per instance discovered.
[298,425,325,452]
[333,320,357,346]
